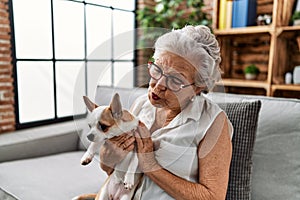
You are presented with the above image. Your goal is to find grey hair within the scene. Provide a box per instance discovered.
[153,25,221,91]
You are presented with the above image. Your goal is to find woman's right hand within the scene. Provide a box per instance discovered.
[99,132,135,174]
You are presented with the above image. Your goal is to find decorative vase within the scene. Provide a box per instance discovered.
[293,66,300,84]
[285,72,292,84]
[245,73,257,80]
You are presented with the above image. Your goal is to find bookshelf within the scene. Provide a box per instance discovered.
[213,25,274,35]
[213,0,300,98]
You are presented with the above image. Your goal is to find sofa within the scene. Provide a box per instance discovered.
[0,86,299,200]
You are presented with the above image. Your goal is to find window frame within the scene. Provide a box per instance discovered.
[9,0,137,129]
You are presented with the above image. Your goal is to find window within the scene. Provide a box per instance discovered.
[10,0,136,128]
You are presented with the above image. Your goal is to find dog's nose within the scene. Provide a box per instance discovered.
[87,133,95,142]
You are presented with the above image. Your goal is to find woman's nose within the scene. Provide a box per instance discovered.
[152,76,167,91]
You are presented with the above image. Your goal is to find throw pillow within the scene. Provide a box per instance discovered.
[218,101,262,200]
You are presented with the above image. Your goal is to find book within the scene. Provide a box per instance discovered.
[232,0,257,28]
[226,0,233,28]
[219,0,234,29]
[219,0,227,29]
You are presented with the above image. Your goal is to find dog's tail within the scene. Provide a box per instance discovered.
[72,193,97,200]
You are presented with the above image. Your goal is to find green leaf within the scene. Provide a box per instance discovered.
[136,0,212,43]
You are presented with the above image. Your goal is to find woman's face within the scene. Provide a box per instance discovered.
[148,52,202,112]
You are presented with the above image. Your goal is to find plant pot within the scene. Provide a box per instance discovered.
[245,73,257,80]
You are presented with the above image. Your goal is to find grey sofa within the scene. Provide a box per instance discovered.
[0,86,299,200]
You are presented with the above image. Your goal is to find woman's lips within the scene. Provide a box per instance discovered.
[152,92,161,100]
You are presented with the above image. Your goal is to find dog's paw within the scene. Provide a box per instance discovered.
[81,158,92,165]
[123,182,134,190]
[123,173,135,190]
[80,153,93,165]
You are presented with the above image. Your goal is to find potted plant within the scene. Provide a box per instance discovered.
[244,64,260,80]
[136,0,211,62]
[292,11,300,26]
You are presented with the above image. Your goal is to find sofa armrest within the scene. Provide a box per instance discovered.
[0,120,85,163]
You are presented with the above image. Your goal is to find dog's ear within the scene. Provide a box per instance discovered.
[83,96,98,112]
[110,93,122,119]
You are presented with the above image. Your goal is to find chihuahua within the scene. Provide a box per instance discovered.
[79,93,142,200]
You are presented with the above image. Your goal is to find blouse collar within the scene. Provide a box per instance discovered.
[141,94,205,131]
[166,94,204,129]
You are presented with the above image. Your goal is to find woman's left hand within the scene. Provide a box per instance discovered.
[134,121,160,173]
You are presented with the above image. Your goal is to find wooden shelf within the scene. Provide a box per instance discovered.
[272,84,300,91]
[277,25,300,36]
[213,0,300,99]
[217,79,269,90]
[214,26,274,36]
[280,25,300,31]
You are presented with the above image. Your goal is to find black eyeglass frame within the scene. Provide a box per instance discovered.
[147,62,195,92]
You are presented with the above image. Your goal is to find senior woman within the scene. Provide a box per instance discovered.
[100,25,233,200]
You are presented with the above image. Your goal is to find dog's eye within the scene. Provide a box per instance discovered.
[98,122,108,132]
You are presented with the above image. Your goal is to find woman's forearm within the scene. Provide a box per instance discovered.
[145,168,218,200]
[134,122,224,199]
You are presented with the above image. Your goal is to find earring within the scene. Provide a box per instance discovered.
[190,96,195,102]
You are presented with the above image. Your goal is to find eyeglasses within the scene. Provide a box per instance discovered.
[147,62,195,92]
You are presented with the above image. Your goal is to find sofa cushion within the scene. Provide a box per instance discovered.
[0,151,107,200]
[0,120,81,163]
[219,101,261,200]
[95,86,148,109]
[250,97,300,200]
[0,189,17,200]
[207,92,300,199]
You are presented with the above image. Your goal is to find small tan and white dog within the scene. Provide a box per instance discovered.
[77,93,142,200]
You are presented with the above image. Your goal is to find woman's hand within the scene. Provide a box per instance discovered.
[100,133,135,170]
[134,122,160,173]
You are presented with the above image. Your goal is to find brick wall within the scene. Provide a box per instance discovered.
[135,0,155,87]
[0,0,15,133]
